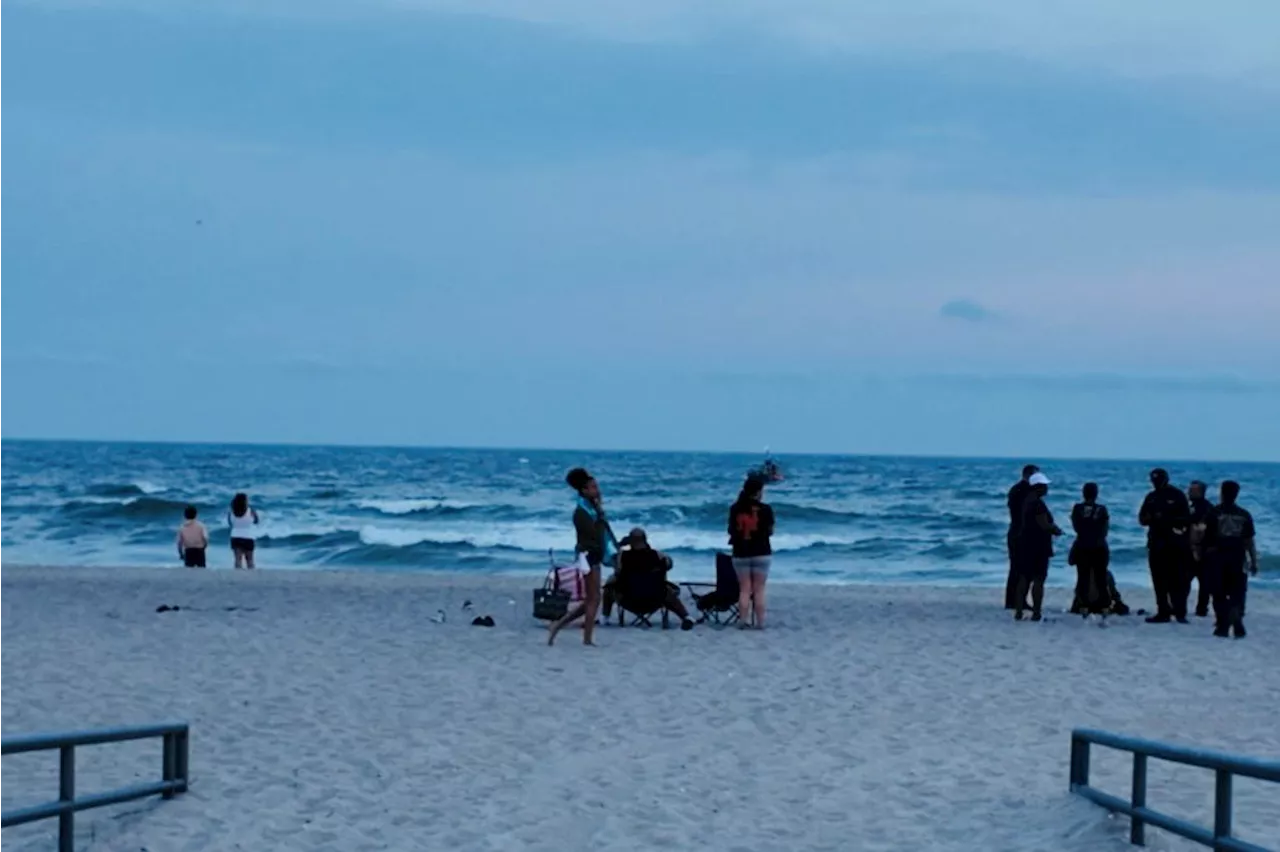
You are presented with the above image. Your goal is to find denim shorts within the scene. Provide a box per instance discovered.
[733,556,772,576]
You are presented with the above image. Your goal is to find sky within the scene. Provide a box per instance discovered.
[4,0,1280,460]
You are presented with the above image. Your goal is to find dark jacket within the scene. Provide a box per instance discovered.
[1139,485,1191,550]
[728,498,775,558]
[573,504,614,567]
[1071,501,1110,550]
[1007,480,1031,533]
[1019,493,1057,559]
[1202,503,1256,568]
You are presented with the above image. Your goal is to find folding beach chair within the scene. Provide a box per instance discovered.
[613,550,672,629]
[682,553,741,626]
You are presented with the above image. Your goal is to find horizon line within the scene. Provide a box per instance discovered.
[3,435,1276,468]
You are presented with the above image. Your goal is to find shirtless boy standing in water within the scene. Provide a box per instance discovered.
[177,505,209,568]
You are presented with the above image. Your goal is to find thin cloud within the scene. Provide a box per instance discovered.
[17,0,1280,84]
[913,373,1279,395]
[939,299,997,323]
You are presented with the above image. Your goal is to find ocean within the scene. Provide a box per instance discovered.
[2,440,1276,588]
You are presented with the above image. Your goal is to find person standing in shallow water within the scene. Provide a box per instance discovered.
[228,493,260,569]
[728,475,775,629]
[1005,464,1039,610]
[1015,472,1061,622]
[548,468,616,647]
[1202,480,1259,639]
[1069,483,1110,616]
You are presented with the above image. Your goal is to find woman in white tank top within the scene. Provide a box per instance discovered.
[227,492,260,569]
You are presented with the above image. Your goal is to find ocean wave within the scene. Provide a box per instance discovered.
[85,480,166,498]
[301,487,349,500]
[59,496,192,521]
[355,498,482,516]
[624,500,869,528]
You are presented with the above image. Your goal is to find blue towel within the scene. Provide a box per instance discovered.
[576,496,618,562]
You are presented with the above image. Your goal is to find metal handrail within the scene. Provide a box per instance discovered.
[2,722,190,852]
[1069,728,1280,852]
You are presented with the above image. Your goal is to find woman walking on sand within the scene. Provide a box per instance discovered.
[227,492,260,569]
[729,474,775,628]
[548,468,617,647]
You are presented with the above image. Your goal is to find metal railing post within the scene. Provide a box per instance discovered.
[1069,735,1090,789]
[58,746,75,852]
[175,729,189,794]
[1213,769,1232,842]
[1130,753,1147,846]
[162,733,176,800]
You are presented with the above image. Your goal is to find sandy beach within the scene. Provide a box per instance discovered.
[2,565,1277,852]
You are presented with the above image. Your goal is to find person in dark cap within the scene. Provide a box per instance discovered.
[1186,480,1214,618]
[1004,464,1039,610]
[605,527,695,630]
[1202,480,1259,638]
[1138,468,1192,623]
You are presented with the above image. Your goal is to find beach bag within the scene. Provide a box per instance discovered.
[533,552,585,621]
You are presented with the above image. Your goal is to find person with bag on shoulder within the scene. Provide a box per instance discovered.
[548,468,617,647]
[1069,482,1110,618]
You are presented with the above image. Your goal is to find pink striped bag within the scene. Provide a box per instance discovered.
[549,560,586,603]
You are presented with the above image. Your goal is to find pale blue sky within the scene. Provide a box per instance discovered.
[4,1,1279,459]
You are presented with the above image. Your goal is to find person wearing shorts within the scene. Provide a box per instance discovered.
[548,468,617,647]
[728,474,775,628]
[1015,472,1062,621]
[177,505,209,568]
[227,492,260,569]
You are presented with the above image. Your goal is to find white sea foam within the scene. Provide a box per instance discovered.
[357,523,568,551]
[352,522,860,554]
[356,498,477,515]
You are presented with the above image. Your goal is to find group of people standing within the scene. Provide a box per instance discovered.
[547,468,775,646]
[1004,465,1260,637]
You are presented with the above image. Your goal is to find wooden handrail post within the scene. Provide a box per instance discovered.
[1130,753,1147,846]
[58,746,75,852]
[1213,769,1232,842]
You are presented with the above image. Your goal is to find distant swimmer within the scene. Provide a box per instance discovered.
[750,449,785,483]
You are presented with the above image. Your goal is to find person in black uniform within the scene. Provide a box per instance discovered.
[1186,480,1214,618]
[1069,482,1110,616]
[1138,468,1191,623]
[1202,480,1259,638]
[1005,464,1039,610]
[1015,472,1061,621]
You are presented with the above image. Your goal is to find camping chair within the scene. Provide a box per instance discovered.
[614,550,672,629]
[682,553,741,626]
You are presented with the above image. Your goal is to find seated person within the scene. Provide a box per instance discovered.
[603,527,694,630]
